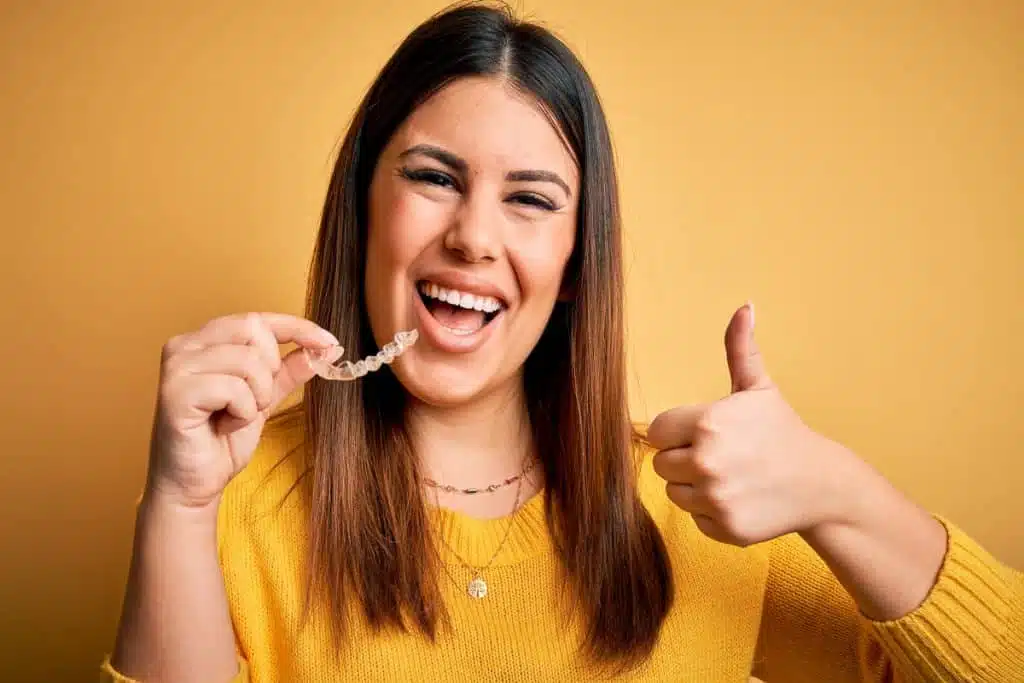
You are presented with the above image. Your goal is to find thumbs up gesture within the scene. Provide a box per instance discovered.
[648,303,859,547]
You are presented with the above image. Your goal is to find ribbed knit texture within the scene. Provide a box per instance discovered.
[102,420,1024,682]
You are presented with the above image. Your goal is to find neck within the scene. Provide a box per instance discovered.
[406,378,540,518]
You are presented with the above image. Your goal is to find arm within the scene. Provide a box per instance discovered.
[798,448,948,622]
[106,493,246,683]
[647,303,1024,681]
[753,461,1024,682]
[103,312,334,681]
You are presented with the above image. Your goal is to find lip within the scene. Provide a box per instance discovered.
[415,270,511,308]
[413,283,504,354]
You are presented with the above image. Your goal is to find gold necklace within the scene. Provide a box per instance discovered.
[423,459,537,495]
[431,456,528,599]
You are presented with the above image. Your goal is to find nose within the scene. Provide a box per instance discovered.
[443,190,501,263]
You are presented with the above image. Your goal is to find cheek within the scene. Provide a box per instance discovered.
[368,182,450,268]
[511,223,576,301]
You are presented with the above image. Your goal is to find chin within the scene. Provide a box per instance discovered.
[392,355,518,409]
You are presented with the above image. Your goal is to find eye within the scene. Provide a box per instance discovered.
[399,167,458,190]
[509,192,558,211]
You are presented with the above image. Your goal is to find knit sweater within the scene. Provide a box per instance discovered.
[102,419,1024,681]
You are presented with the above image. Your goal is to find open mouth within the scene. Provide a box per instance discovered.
[417,280,505,336]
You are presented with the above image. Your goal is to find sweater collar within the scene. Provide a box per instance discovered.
[428,489,550,567]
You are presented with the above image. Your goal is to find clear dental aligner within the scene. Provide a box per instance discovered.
[305,329,418,381]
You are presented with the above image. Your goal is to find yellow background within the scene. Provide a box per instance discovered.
[1,1,1020,679]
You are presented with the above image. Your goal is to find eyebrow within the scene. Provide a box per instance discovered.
[398,144,467,174]
[397,144,572,197]
[506,170,571,198]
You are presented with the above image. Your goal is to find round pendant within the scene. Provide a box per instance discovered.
[467,576,488,599]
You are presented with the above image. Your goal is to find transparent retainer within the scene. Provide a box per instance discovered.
[304,329,418,381]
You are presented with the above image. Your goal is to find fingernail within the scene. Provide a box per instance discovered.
[746,300,755,329]
[320,329,340,346]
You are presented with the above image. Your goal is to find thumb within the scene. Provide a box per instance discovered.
[268,345,340,411]
[725,301,771,392]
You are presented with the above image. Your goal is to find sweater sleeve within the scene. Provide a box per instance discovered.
[98,657,251,683]
[752,516,1024,682]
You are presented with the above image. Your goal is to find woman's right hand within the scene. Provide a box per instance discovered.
[146,312,339,510]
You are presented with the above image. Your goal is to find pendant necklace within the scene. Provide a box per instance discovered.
[431,456,529,599]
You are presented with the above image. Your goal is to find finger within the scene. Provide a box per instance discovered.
[259,312,340,348]
[665,482,728,534]
[184,374,260,424]
[692,513,731,544]
[724,301,771,393]
[652,446,701,484]
[171,345,275,411]
[665,483,714,517]
[646,403,708,451]
[245,315,284,376]
[266,346,321,411]
[184,312,339,351]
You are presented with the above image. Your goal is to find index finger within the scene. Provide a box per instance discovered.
[646,403,708,451]
[257,312,340,348]
[189,312,339,351]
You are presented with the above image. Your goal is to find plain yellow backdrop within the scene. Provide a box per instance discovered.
[0,1,1020,680]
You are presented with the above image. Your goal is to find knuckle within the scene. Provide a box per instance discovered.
[692,452,717,479]
[731,534,754,549]
[696,409,720,435]
[226,373,252,397]
[733,530,757,548]
[703,484,729,511]
[251,355,275,391]
[717,510,740,538]
[200,314,228,334]
[161,345,193,378]
[242,344,264,370]
[161,334,188,361]
[717,509,752,546]
[242,311,265,337]
[235,395,259,420]
[162,354,184,380]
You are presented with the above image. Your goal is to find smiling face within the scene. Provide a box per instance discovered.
[363,76,579,407]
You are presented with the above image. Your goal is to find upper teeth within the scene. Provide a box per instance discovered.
[419,282,503,313]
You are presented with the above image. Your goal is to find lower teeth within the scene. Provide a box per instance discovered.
[443,325,480,336]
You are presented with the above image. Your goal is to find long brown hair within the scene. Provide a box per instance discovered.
[290,1,672,671]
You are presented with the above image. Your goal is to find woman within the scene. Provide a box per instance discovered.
[104,4,1023,682]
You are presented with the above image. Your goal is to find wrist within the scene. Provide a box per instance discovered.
[805,437,880,535]
[139,487,221,528]
[797,445,948,621]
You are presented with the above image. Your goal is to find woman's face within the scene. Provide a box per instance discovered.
[364,76,579,407]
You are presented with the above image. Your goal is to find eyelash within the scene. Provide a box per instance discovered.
[398,167,559,211]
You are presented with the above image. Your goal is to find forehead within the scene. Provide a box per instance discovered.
[389,76,578,183]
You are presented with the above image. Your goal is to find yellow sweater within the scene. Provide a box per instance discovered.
[103,420,1024,682]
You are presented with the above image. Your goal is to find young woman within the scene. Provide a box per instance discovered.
[104,4,1023,682]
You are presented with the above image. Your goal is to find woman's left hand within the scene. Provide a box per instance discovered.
[647,302,864,547]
